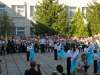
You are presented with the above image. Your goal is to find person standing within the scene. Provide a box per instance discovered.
[54,42,58,60]
[94,50,99,74]
[97,50,100,73]
[27,43,31,61]
[71,47,79,75]
[66,49,72,75]
[39,37,46,53]
[67,57,71,75]
[48,38,54,53]
[29,43,36,62]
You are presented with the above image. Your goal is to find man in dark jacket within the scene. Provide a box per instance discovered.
[25,61,42,75]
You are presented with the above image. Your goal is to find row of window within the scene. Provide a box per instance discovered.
[69,7,87,18]
[0,4,87,18]
[11,27,34,36]
[12,5,34,17]
[16,27,25,36]
[0,5,6,14]
[0,4,34,17]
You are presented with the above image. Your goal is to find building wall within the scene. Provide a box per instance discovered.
[0,0,37,36]
[0,0,100,36]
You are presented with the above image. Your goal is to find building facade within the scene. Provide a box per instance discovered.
[0,0,99,36]
[0,0,37,36]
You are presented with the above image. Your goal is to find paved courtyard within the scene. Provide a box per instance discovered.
[0,53,94,75]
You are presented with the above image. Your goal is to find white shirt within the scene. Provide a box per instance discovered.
[48,39,54,47]
[84,47,88,53]
[27,45,32,51]
[87,44,94,53]
[39,38,46,44]
[94,53,100,61]
[66,50,72,58]
[71,50,79,61]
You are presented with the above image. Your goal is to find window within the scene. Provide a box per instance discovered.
[0,9,5,13]
[12,5,25,17]
[0,5,5,8]
[30,27,34,36]
[69,7,76,18]
[30,6,34,17]
[12,5,16,15]
[0,4,5,13]
[16,27,25,36]
[17,5,25,16]
[17,5,24,9]
[82,7,87,18]
[17,27,25,30]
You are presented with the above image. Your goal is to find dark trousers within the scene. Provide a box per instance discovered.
[94,60,98,74]
[34,44,39,53]
[84,64,89,73]
[48,47,54,52]
[67,68,71,75]
[54,49,58,60]
[67,64,71,75]
[40,44,45,53]
[67,57,71,75]
[27,51,30,61]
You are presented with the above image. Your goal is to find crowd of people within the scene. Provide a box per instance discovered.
[0,35,100,75]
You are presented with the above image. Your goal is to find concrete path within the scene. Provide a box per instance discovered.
[0,53,94,75]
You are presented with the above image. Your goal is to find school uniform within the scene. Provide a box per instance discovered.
[29,44,36,62]
[54,43,58,60]
[27,45,31,61]
[71,50,79,74]
[57,43,65,58]
[48,39,54,52]
[39,38,46,53]
[86,45,94,65]
[66,50,72,75]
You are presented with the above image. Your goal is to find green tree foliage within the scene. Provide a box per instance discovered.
[0,12,14,38]
[87,2,100,36]
[70,8,88,37]
[35,0,68,35]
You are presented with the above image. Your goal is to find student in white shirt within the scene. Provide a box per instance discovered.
[27,43,31,61]
[39,38,46,53]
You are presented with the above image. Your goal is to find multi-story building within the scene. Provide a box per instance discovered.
[0,0,99,36]
[0,0,38,36]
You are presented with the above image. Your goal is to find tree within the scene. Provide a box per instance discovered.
[87,2,100,36]
[35,0,68,35]
[0,12,14,40]
[70,8,88,37]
